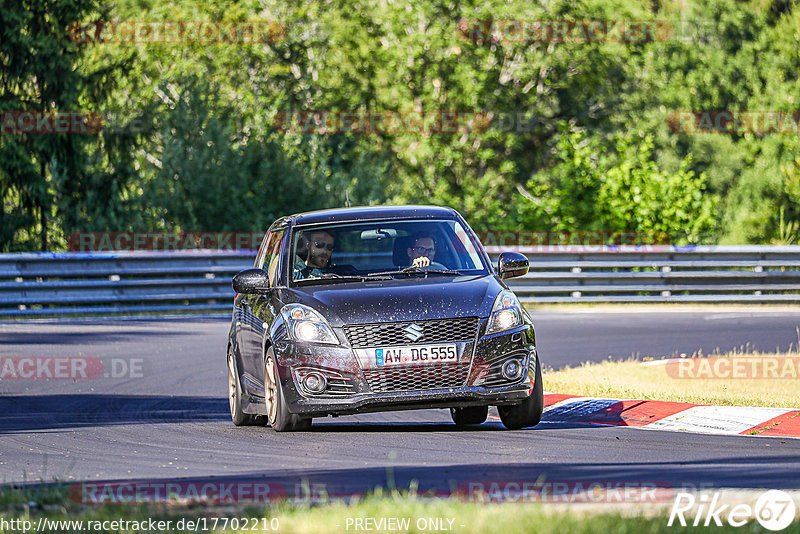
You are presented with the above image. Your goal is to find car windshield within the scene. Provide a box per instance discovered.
[289,218,489,285]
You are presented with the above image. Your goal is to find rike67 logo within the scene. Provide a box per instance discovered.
[669,490,797,531]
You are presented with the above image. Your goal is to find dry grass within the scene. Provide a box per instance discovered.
[543,351,800,409]
[526,303,800,313]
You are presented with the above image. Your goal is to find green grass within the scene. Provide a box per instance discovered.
[2,485,798,533]
[0,482,70,509]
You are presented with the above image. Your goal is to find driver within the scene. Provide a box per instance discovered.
[293,229,335,280]
[406,233,437,268]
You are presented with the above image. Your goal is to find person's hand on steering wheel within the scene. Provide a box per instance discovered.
[411,256,431,268]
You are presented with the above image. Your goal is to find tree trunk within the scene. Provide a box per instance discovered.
[40,160,47,251]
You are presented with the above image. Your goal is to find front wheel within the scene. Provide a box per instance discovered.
[450,406,489,427]
[498,353,544,430]
[264,347,312,432]
[228,346,261,426]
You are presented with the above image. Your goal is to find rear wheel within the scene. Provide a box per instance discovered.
[264,347,312,432]
[450,406,489,427]
[498,353,544,430]
[228,346,260,426]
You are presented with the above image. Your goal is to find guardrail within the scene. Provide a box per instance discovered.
[1,246,799,317]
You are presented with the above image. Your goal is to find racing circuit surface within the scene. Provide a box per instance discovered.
[1,309,800,496]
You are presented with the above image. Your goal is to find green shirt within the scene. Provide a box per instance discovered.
[293,260,329,280]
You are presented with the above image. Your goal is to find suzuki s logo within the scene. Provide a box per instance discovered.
[403,323,424,341]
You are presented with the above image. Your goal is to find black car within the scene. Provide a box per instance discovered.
[227,205,543,431]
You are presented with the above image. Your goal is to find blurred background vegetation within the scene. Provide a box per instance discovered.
[1,0,799,251]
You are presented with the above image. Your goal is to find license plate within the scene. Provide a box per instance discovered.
[375,344,457,366]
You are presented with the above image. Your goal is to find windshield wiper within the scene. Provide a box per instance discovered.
[412,269,463,276]
[365,269,422,277]
[366,267,462,277]
[398,266,463,276]
[294,273,366,284]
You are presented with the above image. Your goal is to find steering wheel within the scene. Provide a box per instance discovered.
[420,261,449,270]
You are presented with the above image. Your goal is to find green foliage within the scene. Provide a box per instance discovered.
[141,76,392,232]
[521,127,716,243]
[0,0,133,251]
[599,137,715,244]
[3,0,800,249]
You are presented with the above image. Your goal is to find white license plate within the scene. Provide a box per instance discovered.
[374,344,457,366]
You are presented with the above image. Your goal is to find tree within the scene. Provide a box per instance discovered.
[520,126,716,244]
[0,0,132,251]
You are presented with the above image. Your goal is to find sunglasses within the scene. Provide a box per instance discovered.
[412,246,435,255]
[313,241,335,251]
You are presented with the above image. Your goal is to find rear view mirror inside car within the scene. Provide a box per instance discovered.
[360,228,397,240]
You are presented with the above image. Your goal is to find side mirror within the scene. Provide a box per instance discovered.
[497,252,529,280]
[232,268,270,293]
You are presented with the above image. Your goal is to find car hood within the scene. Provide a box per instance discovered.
[284,275,504,326]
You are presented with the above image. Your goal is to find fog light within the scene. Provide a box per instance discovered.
[501,359,524,380]
[302,372,327,394]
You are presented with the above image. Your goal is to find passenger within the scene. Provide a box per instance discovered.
[406,233,437,268]
[293,229,335,280]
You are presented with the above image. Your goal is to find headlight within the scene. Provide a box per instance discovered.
[280,304,339,345]
[485,290,523,335]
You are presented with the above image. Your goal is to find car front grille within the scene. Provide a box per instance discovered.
[343,318,479,348]
[363,363,469,393]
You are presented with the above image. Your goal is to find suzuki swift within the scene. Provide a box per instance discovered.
[227,205,542,431]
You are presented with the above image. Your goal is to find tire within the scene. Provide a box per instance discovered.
[228,346,261,426]
[264,347,312,432]
[450,406,489,427]
[498,353,544,430]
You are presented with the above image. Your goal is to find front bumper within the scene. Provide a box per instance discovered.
[285,384,533,417]
[272,323,538,417]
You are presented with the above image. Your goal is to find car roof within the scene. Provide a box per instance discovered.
[289,205,459,226]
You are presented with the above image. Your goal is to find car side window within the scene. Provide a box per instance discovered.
[261,230,285,287]
[254,232,271,269]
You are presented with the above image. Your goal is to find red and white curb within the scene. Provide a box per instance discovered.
[491,394,800,438]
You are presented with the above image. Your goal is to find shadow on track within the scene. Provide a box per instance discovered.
[0,394,604,434]
[12,454,800,498]
[0,331,170,345]
[0,394,230,434]
[0,393,707,434]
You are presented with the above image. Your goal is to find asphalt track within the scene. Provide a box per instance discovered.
[1,309,800,497]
